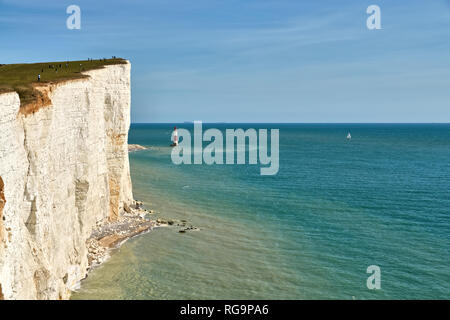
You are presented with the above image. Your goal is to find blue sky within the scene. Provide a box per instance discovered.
[1,0,450,122]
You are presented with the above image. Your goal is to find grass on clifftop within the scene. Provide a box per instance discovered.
[0,58,127,107]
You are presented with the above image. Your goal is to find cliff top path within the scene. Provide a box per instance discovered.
[0,58,127,107]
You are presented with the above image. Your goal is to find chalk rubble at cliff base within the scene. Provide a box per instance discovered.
[86,200,156,267]
[84,199,200,276]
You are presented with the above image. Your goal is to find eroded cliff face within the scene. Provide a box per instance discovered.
[0,62,133,299]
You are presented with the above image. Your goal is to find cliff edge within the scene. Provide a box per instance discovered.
[0,61,133,299]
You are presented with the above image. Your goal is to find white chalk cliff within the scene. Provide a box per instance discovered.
[0,62,133,299]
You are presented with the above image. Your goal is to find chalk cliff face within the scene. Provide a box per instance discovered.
[0,62,133,299]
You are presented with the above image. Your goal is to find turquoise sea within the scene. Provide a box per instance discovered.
[72,124,450,299]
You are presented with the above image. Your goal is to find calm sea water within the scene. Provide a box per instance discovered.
[72,124,450,299]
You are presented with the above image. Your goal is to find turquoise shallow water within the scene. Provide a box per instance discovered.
[72,124,450,299]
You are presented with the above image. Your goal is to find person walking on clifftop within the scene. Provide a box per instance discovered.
[37,74,40,82]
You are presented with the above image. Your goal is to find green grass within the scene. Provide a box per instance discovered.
[0,58,127,106]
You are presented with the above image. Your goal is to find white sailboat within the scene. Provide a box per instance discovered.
[347,132,351,140]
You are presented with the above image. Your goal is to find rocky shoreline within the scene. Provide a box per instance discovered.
[85,200,200,270]
[86,200,155,268]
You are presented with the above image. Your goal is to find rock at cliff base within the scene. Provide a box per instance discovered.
[128,144,148,152]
